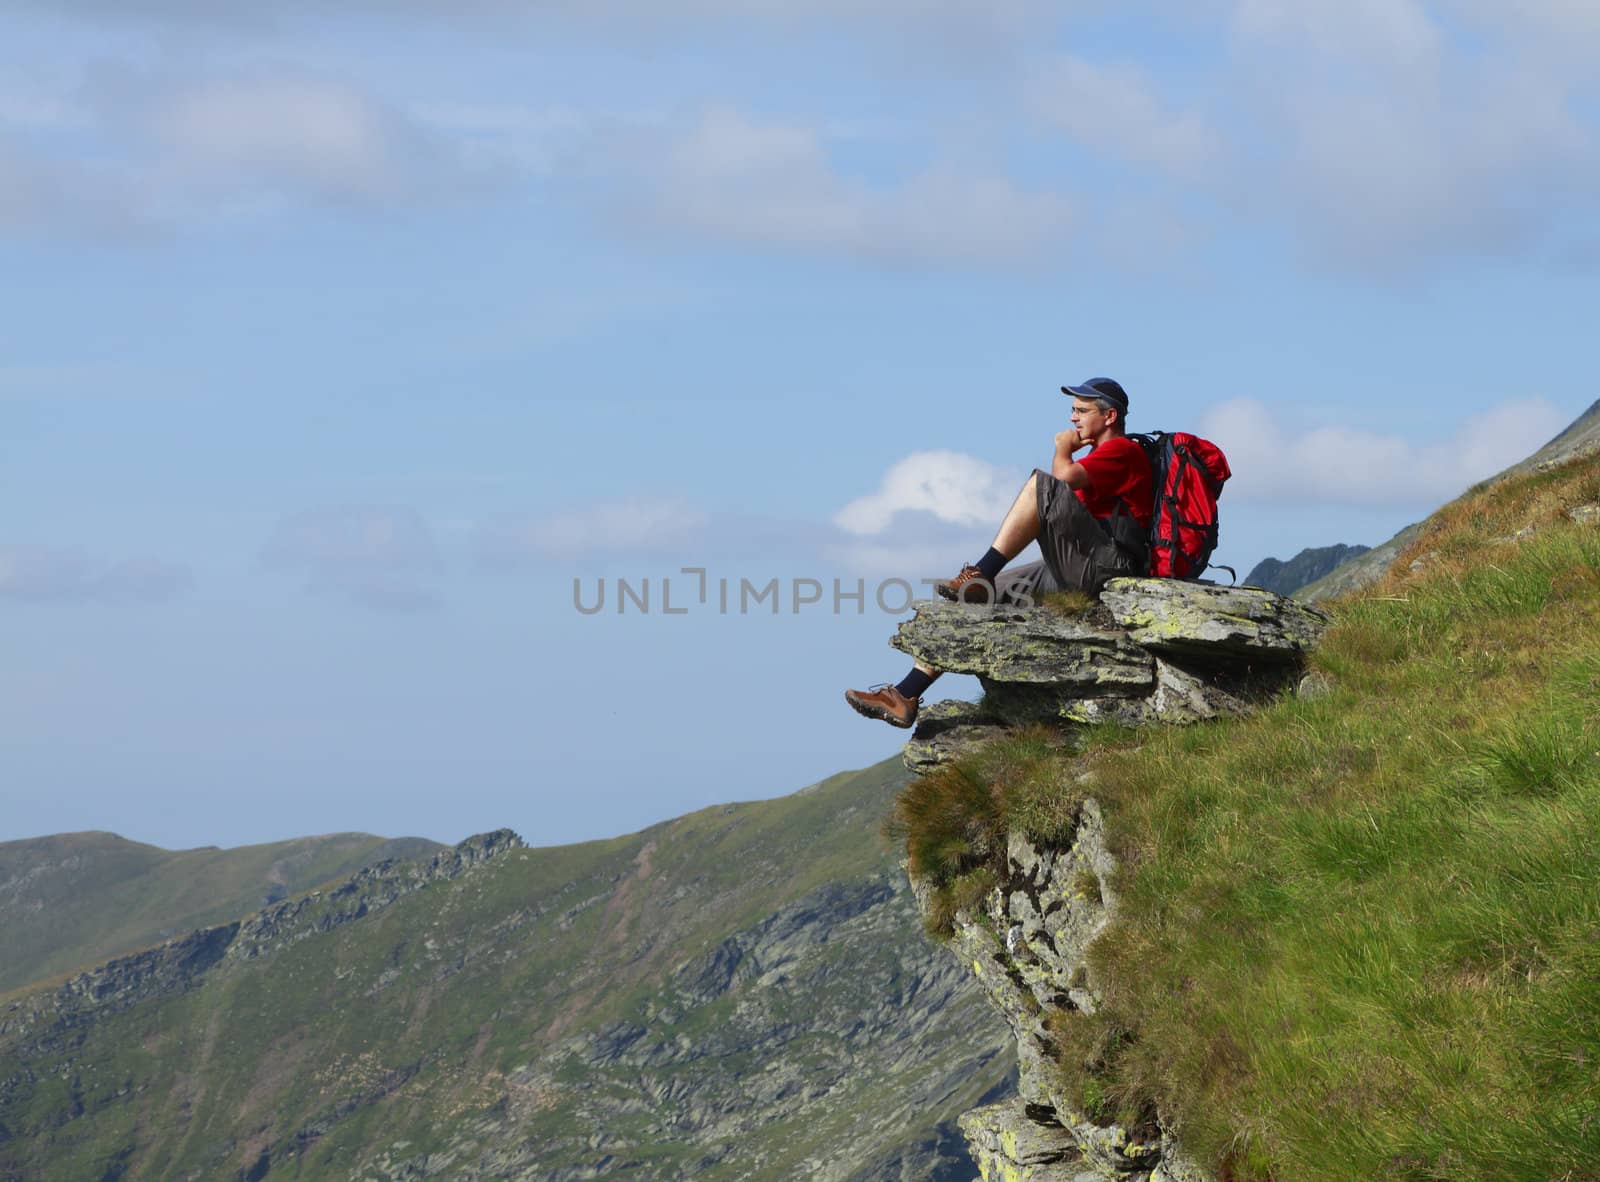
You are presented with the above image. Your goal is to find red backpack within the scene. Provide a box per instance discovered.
[1130,432,1232,579]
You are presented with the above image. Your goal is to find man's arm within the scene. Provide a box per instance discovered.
[1051,430,1092,488]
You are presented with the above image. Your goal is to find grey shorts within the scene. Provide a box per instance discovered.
[996,469,1147,603]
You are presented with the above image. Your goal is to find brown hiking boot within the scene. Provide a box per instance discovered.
[934,563,994,604]
[844,684,919,729]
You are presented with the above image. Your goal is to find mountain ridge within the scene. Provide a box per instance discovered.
[0,830,444,995]
[0,758,1012,1181]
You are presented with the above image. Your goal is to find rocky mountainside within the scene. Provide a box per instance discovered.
[886,578,1329,1181]
[0,760,1012,1182]
[1298,397,1600,602]
[1241,544,1369,596]
[0,831,442,995]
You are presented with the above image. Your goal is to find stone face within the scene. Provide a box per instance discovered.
[1100,578,1330,663]
[903,700,1010,776]
[984,661,1251,730]
[892,600,1155,691]
[924,814,1211,1182]
[959,1102,1098,1181]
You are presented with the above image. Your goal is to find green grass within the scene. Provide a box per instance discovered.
[894,454,1600,1180]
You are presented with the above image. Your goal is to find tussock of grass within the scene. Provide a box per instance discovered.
[887,725,1085,937]
[897,456,1600,1179]
[1037,589,1096,616]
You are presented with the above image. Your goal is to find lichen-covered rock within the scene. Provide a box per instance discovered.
[892,600,1155,691]
[983,661,1250,730]
[1568,502,1600,526]
[950,916,1059,1105]
[1100,578,1329,663]
[1061,661,1248,727]
[928,813,1215,1182]
[903,700,1010,775]
[1000,811,1117,1016]
[959,1102,1098,1181]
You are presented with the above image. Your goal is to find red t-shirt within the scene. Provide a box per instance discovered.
[1075,436,1154,529]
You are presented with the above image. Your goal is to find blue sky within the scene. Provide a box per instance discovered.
[4,1,1597,851]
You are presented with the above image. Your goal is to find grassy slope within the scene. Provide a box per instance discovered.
[0,758,1010,1181]
[0,831,443,994]
[897,454,1600,1181]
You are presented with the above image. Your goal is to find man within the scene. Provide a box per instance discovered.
[845,377,1154,729]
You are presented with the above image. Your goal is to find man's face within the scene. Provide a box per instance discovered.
[1071,398,1110,438]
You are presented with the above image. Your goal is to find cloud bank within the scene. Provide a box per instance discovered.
[1,69,481,238]
[8,0,1599,272]
[0,545,192,603]
[1201,396,1567,509]
[476,497,712,565]
[600,106,1075,268]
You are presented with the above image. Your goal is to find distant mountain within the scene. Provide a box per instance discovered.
[0,758,1011,1181]
[1300,398,1600,602]
[0,830,442,995]
[1243,544,1370,596]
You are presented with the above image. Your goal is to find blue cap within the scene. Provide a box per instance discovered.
[1061,377,1129,416]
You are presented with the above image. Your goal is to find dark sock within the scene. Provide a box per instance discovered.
[975,546,1008,580]
[895,668,935,700]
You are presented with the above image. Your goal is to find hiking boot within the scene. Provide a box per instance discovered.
[934,563,994,604]
[845,684,919,729]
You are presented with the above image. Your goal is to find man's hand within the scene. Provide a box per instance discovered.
[1054,428,1083,455]
[1052,428,1090,485]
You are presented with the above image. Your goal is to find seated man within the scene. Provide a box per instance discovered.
[845,377,1154,729]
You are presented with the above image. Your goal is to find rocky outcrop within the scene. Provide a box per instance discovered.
[898,579,1326,771]
[902,701,1016,776]
[896,578,1329,1181]
[925,813,1209,1182]
[892,605,1155,691]
[1099,578,1329,663]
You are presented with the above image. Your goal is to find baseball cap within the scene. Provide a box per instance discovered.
[1061,377,1129,415]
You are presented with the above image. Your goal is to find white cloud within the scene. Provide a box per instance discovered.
[142,77,442,205]
[0,69,485,239]
[0,545,192,603]
[1029,57,1226,180]
[609,106,1074,268]
[261,506,442,611]
[478,497,712,563]
[1200,396,1568,509]
[833,451,1023,535]
[1231,0,1444,74]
